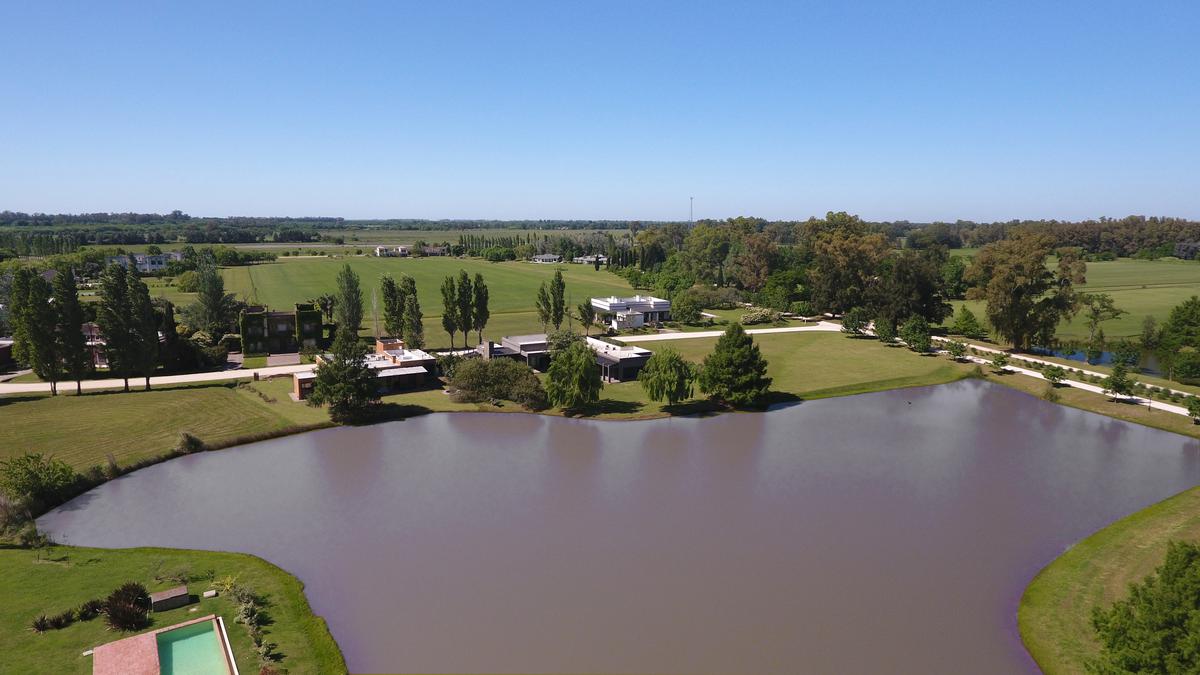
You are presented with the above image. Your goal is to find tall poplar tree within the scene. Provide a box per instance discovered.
[440,276,458,347]
[380,275,406,339]
[402,295,425,349]
[549,269,566,330]
[25,275,61,395]
[455,271,473,348]
[127,267,159,390]
[8,268,34,367]
[471,273,489,343]
[97,264,133,392]
[535,282,552,332]
[53,267,89,395]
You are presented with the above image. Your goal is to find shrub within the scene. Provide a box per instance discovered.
[48,610,75,629]
[740,307,780,325]
[1043,365,1067,385]
[30,615,50,633]
[0,453,80,511]
[450,359,546,410]
[899,316,932,353]
[790,300,814,316]
[176,432,207,454]
[945,339,967,361]
[104,582,150,631]
[874,318,897,344]
[78,599,104,621]
[1042,385,1061,403]
[841,307,869,335]
[990,353,1010,371]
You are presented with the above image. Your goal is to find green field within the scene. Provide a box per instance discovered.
[0,378,327,470]
[1019,485,1200,674]
[949,257,1200,341]
[0,546,344,675]
[160,256,638,349]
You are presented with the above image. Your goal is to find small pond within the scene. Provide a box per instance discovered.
[39,379,1200,674]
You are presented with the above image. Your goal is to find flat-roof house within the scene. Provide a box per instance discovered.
[240,303,322,354]
[590,295,671,330]
[572,254,608,265]
[296,343,437,400]
[500,333,551,371]
[105,252,184,274]
[0,338,13,369]
[422,245,450,256]
[374,245,410,257]
[586,337,652,382]
[531,253,561,264]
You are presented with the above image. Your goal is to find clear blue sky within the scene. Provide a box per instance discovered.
[1,1,1197,222]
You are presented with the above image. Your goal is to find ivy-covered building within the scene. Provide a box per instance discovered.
[240,303,323,354]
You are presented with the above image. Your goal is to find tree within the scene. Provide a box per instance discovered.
[671,292,702,325]
[547,329,582,355]
[1111,339,1141,368]
[1043,365,1067,385]
[576,300,597,336]
[402,295,424,349]
[127,267,159,390]
[1080,293,1126,345]
[53,268,89,395]
[7,268,33,367]
[440,276,458,348]
[535,282,552,332]
[545,341,602,410]
[314,293,337,323]
[874,316,897,344]
[455,271,474,348]
[964,233,1084,350]
[808,230,891,314]
[950,306,986,339]
[638,347,696,406]
[380,275,406,339]
[23,275,61,395]
[96,264,134,392]
[549,269,566,330]
[186,262,237,338]
[697,323,772,406]
[899,315,932,353]
[1188,397,1200,424]
[841,307,869,335]
[335,264,363,338]
[872,247,952,327]
[472,273,489,343]
[946,339,967,361]
[1103,363,1136,401]
[308,266,376,422]
[1090,541,1200,673]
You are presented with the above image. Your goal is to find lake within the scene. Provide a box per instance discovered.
[39,379,1200,674]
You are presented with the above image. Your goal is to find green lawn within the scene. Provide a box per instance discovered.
[1019,485,1200,674]
[948,257,1200,341]
[0,378,327,470]
[0,546,344,675]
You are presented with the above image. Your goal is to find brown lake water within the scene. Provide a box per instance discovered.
[38,379,1200,674]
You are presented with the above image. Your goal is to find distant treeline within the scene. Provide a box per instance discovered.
[903,216,1200,257]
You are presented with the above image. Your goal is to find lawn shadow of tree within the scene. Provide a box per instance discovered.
[561,399,645,418]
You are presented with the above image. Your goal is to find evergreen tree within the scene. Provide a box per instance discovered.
[308,266,376,422]
[549,269,566,330]
[638,347,696,405]
[576,300,597,336]
[187,262,237,338]
[455,270,474,348]
[402,295,424,349]
[440,276,458,347]
[53,267,89,395]
[950,305,986,339]
[697,323,772,406]
[535,282,552,332]
[97,264,133,392]
[8,268,34,367]
[546,341,602,409]
[127,267,159,390]
[899,315,932,353]
[380,275,406,339]
[472,272,489,343]
[24,275,61,395]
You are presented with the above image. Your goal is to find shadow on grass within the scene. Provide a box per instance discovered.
[561,399,645,417]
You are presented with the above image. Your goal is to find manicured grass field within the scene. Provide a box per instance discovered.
[948,257,1200,341]
[153,256,638,349]
[0,546,345,675]
[0,378,327,470]
[1019,485,1200,674]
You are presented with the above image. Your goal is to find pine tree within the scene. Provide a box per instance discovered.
[53,267,89,395]
[440,276,458,347]
[308,266,376,422]
[97,264,133,392]
[455,270,474,348]
[25,275,61,395]
[697,323,772,407]
[8,268,34,367]
[127,267,159,390]
[472,273,489,343]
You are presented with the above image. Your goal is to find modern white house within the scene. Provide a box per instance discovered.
[586,337,652,381]
[590,295,672,330]
[374,245,410,257]
[105,252,184,273]
[572,254,608,265]
[531,253,561,264]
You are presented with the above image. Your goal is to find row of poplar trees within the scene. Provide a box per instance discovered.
[439,271,489,349]
[8,263,158,395]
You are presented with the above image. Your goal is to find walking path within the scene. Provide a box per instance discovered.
[620,321,842,343]
[0,363,314,395]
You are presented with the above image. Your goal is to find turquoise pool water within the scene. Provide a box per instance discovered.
[156,621,229,675]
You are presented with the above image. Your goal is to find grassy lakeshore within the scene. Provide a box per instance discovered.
[0,546,345,675]
[1019,486,1200,674]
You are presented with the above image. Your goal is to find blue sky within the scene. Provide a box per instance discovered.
[1,1,1197,221]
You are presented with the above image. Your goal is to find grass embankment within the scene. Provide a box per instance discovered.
[948,257,1200,341]
[0,546,345,675]
[0,378,327,470]
[1019,486,1200,674]
[382,331,973,419]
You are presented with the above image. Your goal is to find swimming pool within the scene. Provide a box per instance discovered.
[156,619,234,675]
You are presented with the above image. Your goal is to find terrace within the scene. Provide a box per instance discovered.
[92,614,239,675]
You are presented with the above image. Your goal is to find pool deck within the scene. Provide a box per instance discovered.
[92,614,231,675]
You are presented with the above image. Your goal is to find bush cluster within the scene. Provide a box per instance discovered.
[740,307,781,325]
[449,358,548,410]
